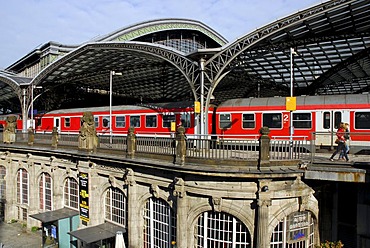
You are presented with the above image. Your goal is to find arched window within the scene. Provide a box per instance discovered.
[270,211,315,248]
[0,166,6,200]
[104,187,127,226]
[17,169,29,205]
[143,197,176,248]
[39,173,52,211]
[64,177,79,209]
[195,211,251,248]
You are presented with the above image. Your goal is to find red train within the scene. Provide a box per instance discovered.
[1,94,370,153]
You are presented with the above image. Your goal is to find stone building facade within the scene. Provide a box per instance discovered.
[0,145,319,248]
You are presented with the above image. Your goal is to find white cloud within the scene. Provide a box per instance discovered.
[0,0,321,68]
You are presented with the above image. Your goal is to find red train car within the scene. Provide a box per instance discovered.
[36,101,197,136]
[215,94,370,152]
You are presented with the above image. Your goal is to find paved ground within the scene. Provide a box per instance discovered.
[0,221,42,248]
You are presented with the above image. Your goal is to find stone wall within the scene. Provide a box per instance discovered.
[0,148,319,247]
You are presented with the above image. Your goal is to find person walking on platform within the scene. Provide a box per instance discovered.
[329,122,349,162]
[339,122,350,160]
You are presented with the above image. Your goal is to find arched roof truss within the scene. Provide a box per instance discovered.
[96,18,227,46]
[0,71,31,113]
[30,42,199,110]
[204,0,370,103]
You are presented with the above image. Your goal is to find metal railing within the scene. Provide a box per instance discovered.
[2,131,316,162]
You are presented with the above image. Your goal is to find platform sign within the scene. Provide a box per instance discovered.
[194,101,200,114]
[286,97,296,111]
[287,211,310,242]
[79,172,89,222]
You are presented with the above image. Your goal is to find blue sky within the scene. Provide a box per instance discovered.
[0,0,322,69]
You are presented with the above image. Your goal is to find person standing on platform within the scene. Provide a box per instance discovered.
[329,122,349,162]
[339,122,350,160]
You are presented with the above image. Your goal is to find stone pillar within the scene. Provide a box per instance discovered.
[173,177,187,247]
[3,115,17,144]
[78,112,98,152]
[175,126,186,165]
[51,127,58,148]
[126,127,136,159]
[124,168,139,248]
[256,180,272,248]
[258,126,270,167]
[28,127,34,146]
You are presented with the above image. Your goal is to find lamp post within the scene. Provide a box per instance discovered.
[109,71,122,144]
[29,84,43,129]
[289,47,297,158]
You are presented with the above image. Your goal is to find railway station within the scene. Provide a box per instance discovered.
[0,0,370,247]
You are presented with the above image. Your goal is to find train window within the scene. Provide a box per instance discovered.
[242,114,255,129]
[130,115,141,127]
[355,112,370,129]
[180,113,191,128]
[35,117,41,127]
[102,116,110,128]
[64,118,71,128]
[293,113,311,129]
[162,114,175,128]
[334,112,342,129]
[116,116,126,128]
[219,114,231,129]
[94,117,99,128]
[146,115,157,128]
[323,112,330,129]
[262,113,282,129]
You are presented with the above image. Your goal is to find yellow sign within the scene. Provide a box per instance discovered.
[286,97,296,111]
[171,122,176,132]
[194,101,200,114]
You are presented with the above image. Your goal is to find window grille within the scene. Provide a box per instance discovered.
[17,169,29,205]
[105,187,127,226]
[64,177,79,209]
[39,173,52,211]
[195,211,251,248]
[0,166,5,200]
[143,197,176,248]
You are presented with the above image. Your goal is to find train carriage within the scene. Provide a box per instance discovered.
[215,94,370,153]
[36,101,197,136]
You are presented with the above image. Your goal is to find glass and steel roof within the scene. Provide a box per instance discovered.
[207,0,370,103]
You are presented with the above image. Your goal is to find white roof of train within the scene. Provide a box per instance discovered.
[45,101,194,114]
[218,94,370,107]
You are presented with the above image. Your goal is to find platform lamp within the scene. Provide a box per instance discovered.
[109,70,122,144]
[29,84,43,129]
[288,47,298,158]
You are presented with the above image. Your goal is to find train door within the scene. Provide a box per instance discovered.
[53,117,61,132]
[315,110,349,146]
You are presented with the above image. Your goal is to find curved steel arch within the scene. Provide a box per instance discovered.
[204,0,353,83]
[31,41,200,101]
[0,73,28,100]
[96,18,228,46]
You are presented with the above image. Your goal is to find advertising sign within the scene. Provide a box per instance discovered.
[79,172,89,222]
[287,211,311,242]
